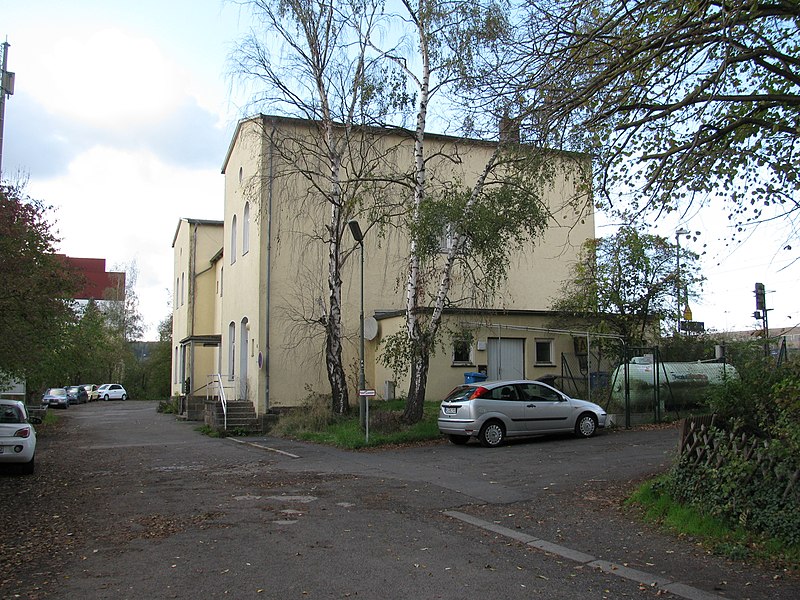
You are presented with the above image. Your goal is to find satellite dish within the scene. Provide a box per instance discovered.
[364,317,379,341]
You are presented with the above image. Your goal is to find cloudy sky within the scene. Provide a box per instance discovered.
[2,0,798,340]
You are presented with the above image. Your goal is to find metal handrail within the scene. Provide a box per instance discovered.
[206,374,229,430]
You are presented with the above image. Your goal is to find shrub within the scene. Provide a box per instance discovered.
[666,356,800,548]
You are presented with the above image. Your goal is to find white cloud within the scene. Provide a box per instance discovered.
[25,28,195,130]
[28,145,223,339]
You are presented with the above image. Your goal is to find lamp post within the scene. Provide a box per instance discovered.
[675,228,690,334]
[347,219,366,429]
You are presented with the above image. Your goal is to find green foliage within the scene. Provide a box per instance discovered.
[661,357,800,550]
[538,0,800,250]
[157,397,180,415]
[628,477,799,568]
[271,394,441,449]
[665,438,800,548]
[0,185,82,382]
[551,225,703,344]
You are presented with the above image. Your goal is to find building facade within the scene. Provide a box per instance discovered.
[172,115,597,419]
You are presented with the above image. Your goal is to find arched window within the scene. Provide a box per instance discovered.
[228,322,236,380]
[242,202,250,255]
[230,214,238,264]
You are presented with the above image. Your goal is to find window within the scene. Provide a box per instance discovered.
[439,223,469,254]
[228,322,236,379]
[518,382,563,402]
[242,202,250,255]
[220,267,224,297]
[181,272,185,306]
[452,335,473,365]
[230,214,237,264]
[535,339,554,365]
[439,223,454,253]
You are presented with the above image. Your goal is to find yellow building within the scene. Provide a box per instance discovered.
[171,115,597,424]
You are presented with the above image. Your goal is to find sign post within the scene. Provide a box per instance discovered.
[358,389,376,443]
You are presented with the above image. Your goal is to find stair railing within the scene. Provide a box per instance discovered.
[207,374,229,430]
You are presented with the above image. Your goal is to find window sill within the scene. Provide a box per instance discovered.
[451,362,475,368]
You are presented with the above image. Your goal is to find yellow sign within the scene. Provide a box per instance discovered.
[683,304,693,321]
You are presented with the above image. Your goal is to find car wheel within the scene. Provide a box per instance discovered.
[448,434,469,445]
[104,394,110,401]
[121,394,127,401]
[575,413,598,438]
[21,456,34,475]
[479,420,505,448]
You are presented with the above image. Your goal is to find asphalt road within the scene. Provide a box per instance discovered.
[1,401,797,600]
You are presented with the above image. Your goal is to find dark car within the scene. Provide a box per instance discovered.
[42,388,69,409]
[66,385,88,405]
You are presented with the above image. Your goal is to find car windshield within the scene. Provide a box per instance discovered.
[67,386,79,393]
[47,388,67,397]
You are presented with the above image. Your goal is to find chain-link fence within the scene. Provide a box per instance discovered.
[555,344,740,428]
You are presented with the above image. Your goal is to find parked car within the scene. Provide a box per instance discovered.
[81,384,99,402]
[66,385,88,405]
[42,387,69,409]
[98,383,128,401]
[0,399,41,474]
[438,379,607,447]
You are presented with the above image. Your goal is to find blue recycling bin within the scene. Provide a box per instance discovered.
[464,372,488,384]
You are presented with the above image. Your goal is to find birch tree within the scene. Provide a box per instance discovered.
[230,0,401,414]
[551,226,704,344]
[377,1,589,423]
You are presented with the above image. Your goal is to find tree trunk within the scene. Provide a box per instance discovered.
[326,312,350,414]
[402,342,430,424]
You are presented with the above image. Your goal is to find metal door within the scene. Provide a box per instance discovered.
[487,338,525,381]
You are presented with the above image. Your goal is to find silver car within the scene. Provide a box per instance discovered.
[438,379,607,447]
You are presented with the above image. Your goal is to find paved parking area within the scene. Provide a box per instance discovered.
[1,402,796,599]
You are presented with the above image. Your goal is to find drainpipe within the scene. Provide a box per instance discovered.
[188,222,198,399]
[263,121,275,412]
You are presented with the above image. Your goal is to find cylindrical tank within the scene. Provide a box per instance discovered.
[610,359,739,411]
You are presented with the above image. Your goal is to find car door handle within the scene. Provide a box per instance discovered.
[526,403,536,407]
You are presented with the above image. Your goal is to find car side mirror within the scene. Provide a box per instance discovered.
[28,416,43,425]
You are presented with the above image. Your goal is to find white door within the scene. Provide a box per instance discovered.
[239,318,249,401]
[487,338,525,381]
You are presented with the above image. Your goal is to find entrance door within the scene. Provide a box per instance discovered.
[487,338,525,381]
[239,318,249,401]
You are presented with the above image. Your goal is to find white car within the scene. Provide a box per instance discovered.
[98,383,128,401]
[0,400,40,474]
[438,379,607,447]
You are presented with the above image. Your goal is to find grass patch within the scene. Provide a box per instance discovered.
[195,424,223,438]
[270,395,442,449]
[627,477,800,570]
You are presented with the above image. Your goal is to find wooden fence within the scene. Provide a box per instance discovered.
[678,415,800,502]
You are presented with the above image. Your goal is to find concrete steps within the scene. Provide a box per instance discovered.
[205,400,261,433]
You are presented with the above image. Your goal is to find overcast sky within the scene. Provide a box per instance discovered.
[2,0,798,341]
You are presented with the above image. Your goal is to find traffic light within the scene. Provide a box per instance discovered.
[755,282,766,311]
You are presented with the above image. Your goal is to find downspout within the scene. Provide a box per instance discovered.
[264,123,275,411]
[188,223,198,398]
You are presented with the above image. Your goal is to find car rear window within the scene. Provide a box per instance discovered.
[0,404,24,423]
[443,385,475,403]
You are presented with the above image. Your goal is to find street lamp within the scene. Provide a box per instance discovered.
[347,219,366,429]
[675,228,690,334]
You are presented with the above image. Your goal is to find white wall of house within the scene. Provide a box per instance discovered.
[170,219,223,399]
[175,115,595,412]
